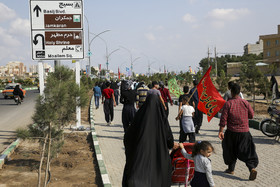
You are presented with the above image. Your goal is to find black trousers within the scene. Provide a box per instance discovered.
[222,130,259,172]
[190,171,210,187]
[179,120,195,143]
[114,90,119,105]
[164,102,169,118]
[193,108,203,131]
[122,104,136,133]
[104,98,114,123]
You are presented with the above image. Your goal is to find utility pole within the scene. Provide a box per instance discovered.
[215,47,217,77]
[207,47,210,68]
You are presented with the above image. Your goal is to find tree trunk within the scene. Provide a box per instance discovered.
[38,133,48,187]
[44,123,52,187]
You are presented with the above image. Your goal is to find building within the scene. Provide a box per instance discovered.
[0,66,8,76]
[5,61,26,76]
[244,40,263,55]
[29,65,38,74]
[43,63,54,73]
[260,25,280,75]
[226,62,242,76]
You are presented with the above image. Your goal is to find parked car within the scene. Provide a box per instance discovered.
[233,73,240,77]
[2,83,26,99]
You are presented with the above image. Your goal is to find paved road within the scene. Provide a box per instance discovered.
[93,102,280,187]
[0,90,39,152]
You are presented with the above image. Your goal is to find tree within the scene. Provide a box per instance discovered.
[100,69,106,76]
[216,70,231,93]
[91,67,99,76]
[199,54,263,77]
[239,61,267,110]
[17,66,88,187]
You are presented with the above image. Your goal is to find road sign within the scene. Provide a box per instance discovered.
[30,0,84,60]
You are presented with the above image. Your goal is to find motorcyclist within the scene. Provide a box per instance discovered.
[13,85,24,101]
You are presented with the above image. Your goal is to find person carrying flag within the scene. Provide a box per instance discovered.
[189,80,203,134]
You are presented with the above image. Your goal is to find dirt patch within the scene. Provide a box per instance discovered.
[0,91,101,187]
[0,133,102,187]
[248,101,271,120]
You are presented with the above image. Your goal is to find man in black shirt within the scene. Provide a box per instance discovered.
[189,80,203,134]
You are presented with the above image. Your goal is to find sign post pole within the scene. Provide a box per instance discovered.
[38,61,45,96]
[75,60,81,128]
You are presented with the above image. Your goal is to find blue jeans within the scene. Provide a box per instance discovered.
[94,96,100,108]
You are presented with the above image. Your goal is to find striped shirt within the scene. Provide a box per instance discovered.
[136,86,149,107]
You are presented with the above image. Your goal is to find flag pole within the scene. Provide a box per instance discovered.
[187,87,197,105]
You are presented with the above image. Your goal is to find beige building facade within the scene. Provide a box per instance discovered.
[0,61,26,76]
[260,25,280,75]
[244,40,263,55]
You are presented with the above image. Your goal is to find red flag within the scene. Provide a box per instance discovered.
[197,66,226,122]
[118,67,120,80]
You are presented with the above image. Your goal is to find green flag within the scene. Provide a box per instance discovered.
[168,78,183,98]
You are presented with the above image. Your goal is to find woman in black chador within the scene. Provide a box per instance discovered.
[122,94,174,187]
[13,85,24,101]
[120,80,137,133]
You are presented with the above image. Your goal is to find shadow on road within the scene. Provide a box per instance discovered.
[0,130,16,133]
[212,170,248,181]
[0,131,16,141]
[95,123,123,128]
[253,136,280,145]
[97,135,123,141]
[103,130,124,133]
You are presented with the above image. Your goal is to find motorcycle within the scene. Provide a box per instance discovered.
[14,95,22,105]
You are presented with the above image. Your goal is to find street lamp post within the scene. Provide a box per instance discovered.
[148,61,156,77]
[85,15,110,76]
[120,46,140,78]
[106,48,120,71]
[87,30,110,75]
[91,34,120,73]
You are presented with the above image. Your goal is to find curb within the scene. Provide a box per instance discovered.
[90,95,112,187]
[0,138,21,169]
[23,87,38,91]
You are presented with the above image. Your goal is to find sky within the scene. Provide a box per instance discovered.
[0,0,280,74]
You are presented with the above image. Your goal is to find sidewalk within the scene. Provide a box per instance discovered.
[93,103,280,187]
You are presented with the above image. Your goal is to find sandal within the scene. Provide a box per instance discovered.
[249,168,257,180]
[224,169,234,175]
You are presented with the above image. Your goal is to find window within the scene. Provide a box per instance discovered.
[276,40,279,45]
[267,51,270,57]
[267,40,271,46]
[276,51,280,56]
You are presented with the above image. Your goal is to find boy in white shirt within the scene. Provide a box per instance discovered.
[176,96,196,143]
